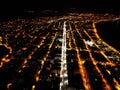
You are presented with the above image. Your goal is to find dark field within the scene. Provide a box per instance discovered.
[96,19,120,51]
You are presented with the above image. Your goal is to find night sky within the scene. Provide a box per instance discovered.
[0,0,120,18]
[1,0,119,9]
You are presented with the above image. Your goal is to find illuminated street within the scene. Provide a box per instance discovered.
[0,13,120,90]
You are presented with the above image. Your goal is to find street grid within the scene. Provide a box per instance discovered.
[0,13,120,90]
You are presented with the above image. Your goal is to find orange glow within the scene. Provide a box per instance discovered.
[22,47,27,50]
[0,13,120,90]
[70,22,92,90]
[0,36,2,42]
[2,58,10,63]
[83,29,113,63]
[86,40,112,90]
[7,83,12,89]
[74,21,112,90]
[106,69,111,75]
[32,85,36,90]
[113,78,120,90]
[93,23,120,55]
[0,62,3,68]
[35,76,40,82]
[34,32,58,84]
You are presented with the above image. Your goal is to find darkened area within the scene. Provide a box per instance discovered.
[96,19,120,51]
[0,0,120,21]
[0,45,10,58]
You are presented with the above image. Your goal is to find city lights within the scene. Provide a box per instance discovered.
[0,13,120,90]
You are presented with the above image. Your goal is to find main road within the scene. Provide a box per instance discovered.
[60,21,68,90]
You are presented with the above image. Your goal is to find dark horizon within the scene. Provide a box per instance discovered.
[0,0,120,19]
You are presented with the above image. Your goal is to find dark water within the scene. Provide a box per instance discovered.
[95,19,120,51]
